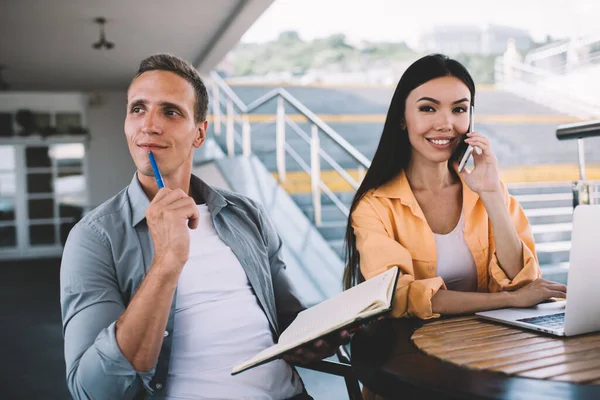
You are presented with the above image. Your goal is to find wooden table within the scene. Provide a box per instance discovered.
[414,316,600,385]
[351,316,600,400]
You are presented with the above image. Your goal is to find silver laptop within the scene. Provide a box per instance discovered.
[476,204,600,336]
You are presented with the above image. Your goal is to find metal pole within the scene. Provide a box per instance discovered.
[212,80,221,135]
[226,99,234,157]
[276,96,286,182]
[311,124,322,226]
[577,138,586,180]
[357,165,366,183]
[242,115,251,157]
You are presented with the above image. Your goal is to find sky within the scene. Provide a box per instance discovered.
[242,0,600,47]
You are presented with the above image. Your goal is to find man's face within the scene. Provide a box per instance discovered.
[124,70,206,179]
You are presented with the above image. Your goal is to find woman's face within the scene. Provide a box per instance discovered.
[404,76,471,165]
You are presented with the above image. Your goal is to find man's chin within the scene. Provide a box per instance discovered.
[137,166,155,177]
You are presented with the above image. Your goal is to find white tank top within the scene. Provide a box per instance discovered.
[433,212,478,292]
[165,204,302,399]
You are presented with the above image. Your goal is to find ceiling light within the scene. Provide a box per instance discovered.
[92,17,114,50]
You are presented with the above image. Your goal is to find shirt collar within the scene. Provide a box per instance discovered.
[127,173,229,227]
[373,169,479,217]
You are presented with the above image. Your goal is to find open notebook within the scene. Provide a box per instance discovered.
[232,266,399,375]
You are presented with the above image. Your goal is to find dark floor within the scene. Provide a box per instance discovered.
[0,258,71,399]
[0,258,348,400]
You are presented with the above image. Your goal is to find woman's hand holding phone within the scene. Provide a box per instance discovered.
[454,131,501,194]
[457,105,481,172]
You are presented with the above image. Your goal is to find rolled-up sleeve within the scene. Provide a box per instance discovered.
[60,222,153,399]
[352,198,446,320]
[488,186,542,292]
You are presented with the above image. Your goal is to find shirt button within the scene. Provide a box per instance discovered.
[163,330,169,337]
[155,383,163,390]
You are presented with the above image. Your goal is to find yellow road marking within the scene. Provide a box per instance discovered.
[208,114,582,124]
[225,81,498,91]
[272,164,600,194]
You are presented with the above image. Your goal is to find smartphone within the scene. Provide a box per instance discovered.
[457,105,475,172]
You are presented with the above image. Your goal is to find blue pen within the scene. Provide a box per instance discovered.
[148,151,165,189]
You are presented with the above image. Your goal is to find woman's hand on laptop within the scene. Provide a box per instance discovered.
[508,278,567,308]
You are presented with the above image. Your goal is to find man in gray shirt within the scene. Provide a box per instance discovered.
[60,54,347,400]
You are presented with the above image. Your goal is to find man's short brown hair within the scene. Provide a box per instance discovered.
[132,54,209,123]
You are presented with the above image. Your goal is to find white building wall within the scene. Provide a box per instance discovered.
[86,91,136,206]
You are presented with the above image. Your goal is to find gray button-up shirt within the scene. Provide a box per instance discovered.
[60,174,306,399]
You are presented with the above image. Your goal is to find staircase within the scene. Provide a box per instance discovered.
[207,75,600,286]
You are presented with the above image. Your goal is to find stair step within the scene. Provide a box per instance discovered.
[291,192,355,208]
[507,182,573,196]
[302,204,348,222]
[318,221,347,228]
[536,241,571,265]
[531,223,573,233]
[514,193,572,202]
[536,241,571,252]
[316,223,347,241]
[532,222,573,243]
[328,239,346,259]
[525,207,573,224]
[540,262,569,285]
[514,193,573,209]
[523,207,572,216]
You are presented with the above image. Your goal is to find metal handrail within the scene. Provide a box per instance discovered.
[209,70,371,227]
[556,120,600,141]
[278,88,370,168]
[245,88,280,112]
[211,72,247,111]
[524,33,600,65]
[495,58,600,119]
[285,117,361,190]
[210,71,371,168]
[555,120,600,206]
[556,120,600,182]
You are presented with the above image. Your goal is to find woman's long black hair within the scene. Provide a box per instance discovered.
[342,54,476,289]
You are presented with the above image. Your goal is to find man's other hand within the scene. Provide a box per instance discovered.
[282,330,351,365]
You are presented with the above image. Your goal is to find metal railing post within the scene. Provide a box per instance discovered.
[357,165,366,183]
[242,114,251,157]
[574,138,590,206]
[212,80,221,135]
[226,99,234,156]
[276,95,286,182]
[577,138,586,180]
[310,124,322,226]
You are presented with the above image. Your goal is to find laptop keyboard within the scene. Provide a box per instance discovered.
[517,312,565,329]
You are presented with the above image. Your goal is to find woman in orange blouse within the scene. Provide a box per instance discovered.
[343,54,566,320]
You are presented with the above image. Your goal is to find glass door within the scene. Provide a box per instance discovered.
[0,145,17,251]
[0,139,88,259]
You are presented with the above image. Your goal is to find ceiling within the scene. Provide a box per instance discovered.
[0,0,273,91]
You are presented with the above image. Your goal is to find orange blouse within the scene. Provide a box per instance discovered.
[351,171,541,320]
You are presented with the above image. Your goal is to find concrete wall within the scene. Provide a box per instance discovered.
[86,91,136,206]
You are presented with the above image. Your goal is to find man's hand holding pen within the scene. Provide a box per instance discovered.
[146,188,199,270]
[145,152,198,272]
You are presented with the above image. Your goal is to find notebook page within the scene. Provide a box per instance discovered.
[232,267,398,375]
[279,267,397,345]
[233,342,291,374]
